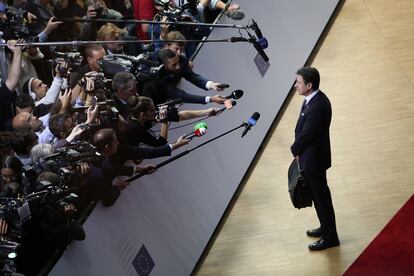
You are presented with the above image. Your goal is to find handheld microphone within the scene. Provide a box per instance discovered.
[219,100,236,113]
[185,122,208,139]
[241,112,260,137]
[225,89,244,100]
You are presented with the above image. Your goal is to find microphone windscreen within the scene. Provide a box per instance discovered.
[232,90,244,99]
[227,9,245,20]
[252,112,260,120]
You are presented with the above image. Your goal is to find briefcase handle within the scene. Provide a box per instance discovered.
[296,159,305,176]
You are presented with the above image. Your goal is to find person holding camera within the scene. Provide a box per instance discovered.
[79,0,123,41]
[11,128,39,166]
[126,95,217,147]
[22,63,66,107]
[0,40,22,131]
[49,102,99,149]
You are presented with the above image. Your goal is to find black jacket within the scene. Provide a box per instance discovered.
[291,91,332,172]
[142,56,208,106]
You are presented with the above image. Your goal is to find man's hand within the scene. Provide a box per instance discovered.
[210,95,226,104]
[86,104,99,125]
[115,180,129,191]
[6,39,23,54]
[59,89,73,113]
[66,124,86,142]
[206,107,220,116]
[77,162,91,175]
[26,12,38,24]
[172,135,190,150]
[226,3,240,11]
[208,82,227,92]
[86,5,98,18]
[44,17,63,35]
[156,105,168,122]
[135,164,157,175]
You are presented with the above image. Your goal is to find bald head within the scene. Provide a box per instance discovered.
[12,112,43,132]
[93,128,117,153]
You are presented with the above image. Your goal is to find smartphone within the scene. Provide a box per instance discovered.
[79,124,89,130]
[91,96,98,109]
[217,83,230,89]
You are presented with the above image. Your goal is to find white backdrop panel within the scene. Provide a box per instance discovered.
[51,0,340,275]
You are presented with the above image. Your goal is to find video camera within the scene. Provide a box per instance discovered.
[73,99,120,127]
[155,98,183,121]
[22,142,102,192]
[78,71,111,94]
[49,52,83,75]
[155,0,199,22]
[0,6,30,40]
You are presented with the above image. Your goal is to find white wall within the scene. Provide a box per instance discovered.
[51,1,340,275]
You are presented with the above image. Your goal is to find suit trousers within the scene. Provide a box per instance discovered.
[305,170,338,241]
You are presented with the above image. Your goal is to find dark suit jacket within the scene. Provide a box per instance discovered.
[125,119,168,147]
[291,91,332,172]
[0,85,15,131]
[142,56,208,106]
[113,96,129,119]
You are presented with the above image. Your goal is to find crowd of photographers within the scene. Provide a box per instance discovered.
[0,0,241,274]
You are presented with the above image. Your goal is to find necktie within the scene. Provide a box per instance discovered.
[300,99,307,113]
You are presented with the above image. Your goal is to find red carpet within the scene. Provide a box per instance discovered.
[343,194,414,276]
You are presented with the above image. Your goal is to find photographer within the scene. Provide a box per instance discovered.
[126,95,219,147]
[12,111,55,144]
[97,22,141,56]
[1,155,22,187]
[30,143,53,164]
[0,40,22,131]
[49,105,98,149]
[79,0,123,41]
[11,128,39,166]
[70,44,126,88]
[111,71,137,118]
[22,63,65,107]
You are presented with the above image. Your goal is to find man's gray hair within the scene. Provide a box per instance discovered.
[30,143,54,164]
[112,72,136,94]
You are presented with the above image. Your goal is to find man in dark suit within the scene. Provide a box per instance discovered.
[290,66,339,251]
[143,49,226,106]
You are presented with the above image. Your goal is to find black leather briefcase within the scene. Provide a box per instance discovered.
[288,159,313,209]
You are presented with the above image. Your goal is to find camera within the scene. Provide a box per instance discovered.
[155,98,183,122]
[78,71,111,93]
[49,52,83,75]
[93,5,107,18]
[73,99,120,127]
[0,6,30,40]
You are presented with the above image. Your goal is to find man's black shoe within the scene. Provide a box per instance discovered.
[308,238,340,251]
[306,228,322,237]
